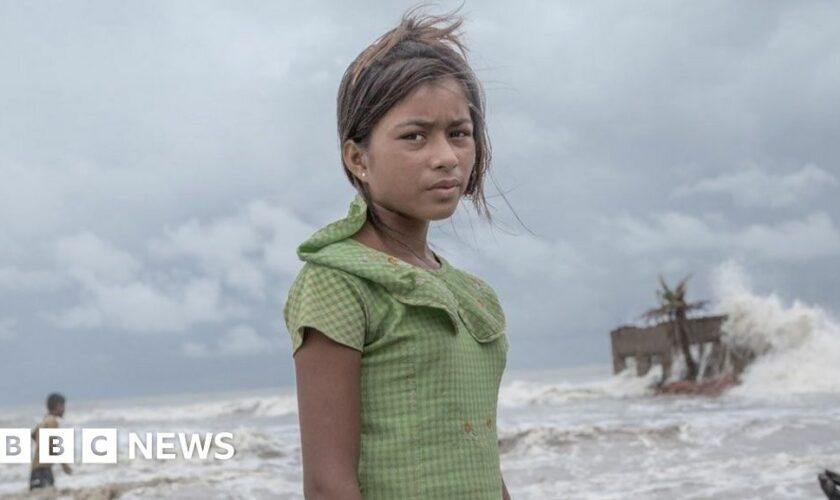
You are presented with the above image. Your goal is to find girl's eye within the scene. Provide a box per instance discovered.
[401,131,472,141]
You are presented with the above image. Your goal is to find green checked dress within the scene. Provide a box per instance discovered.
[283,193,509,499]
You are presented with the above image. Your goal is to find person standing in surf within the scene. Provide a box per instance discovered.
[29,393,73,490]
[283,5,513,499]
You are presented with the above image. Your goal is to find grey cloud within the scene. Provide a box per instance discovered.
[41,198,321,335]
[44,275,236,333]
[606,211,840,261]
[0,318,17,340]
[55,232,142,287]
[148,199,316,300]
[0,266,67,292]
[671,164,838,208]
[182,324,282,358]
[1,0,839,403]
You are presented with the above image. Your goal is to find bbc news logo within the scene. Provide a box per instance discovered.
[0,429,236,464]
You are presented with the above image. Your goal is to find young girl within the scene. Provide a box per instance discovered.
[284,6,511,499]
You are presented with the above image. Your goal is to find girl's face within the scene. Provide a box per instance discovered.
[353,76,476,222]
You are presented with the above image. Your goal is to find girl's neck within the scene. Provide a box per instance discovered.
[352,221,439,270]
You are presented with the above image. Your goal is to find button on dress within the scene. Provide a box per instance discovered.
[283,194,509,499]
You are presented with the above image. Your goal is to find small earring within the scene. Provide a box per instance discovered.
[362,172,366,177]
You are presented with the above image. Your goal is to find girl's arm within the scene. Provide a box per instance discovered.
[294,327,363,499]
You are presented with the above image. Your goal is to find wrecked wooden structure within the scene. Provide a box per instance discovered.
[610,315,729,380]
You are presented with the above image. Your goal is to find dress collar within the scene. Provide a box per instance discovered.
[296,193,505,343]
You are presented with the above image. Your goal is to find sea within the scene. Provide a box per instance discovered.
[1,262,838,499]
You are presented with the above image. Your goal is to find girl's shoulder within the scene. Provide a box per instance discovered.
[286,261,369,301]
[283,262,371,355]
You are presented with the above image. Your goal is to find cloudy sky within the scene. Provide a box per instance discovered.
[1,0,838,405]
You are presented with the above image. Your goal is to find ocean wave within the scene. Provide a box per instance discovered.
[1,474,208,500]
[68,394,297,425]
[227,426,289,460]
[497,413,809,457]
[712,261,840,396]
[499,423,686,455]
[498,367,661,408]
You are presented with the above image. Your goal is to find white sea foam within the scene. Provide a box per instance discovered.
[67,394,298,425]
[2,373,838,499]
[1,262,837,498]
[712,260,840,396]
[499,365,661,408]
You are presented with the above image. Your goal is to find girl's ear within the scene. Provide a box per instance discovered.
[342,139,368,181]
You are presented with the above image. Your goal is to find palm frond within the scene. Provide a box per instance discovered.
[675,273,692,297]
[658,275,673,298]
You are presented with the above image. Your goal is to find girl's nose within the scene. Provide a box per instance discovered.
[432,133,459,169]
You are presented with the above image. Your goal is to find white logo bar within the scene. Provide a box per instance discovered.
[0,429,235,464]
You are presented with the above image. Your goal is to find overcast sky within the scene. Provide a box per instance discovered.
[1,0,838,405]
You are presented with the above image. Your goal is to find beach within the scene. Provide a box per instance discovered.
[2,269,839,499]
[1,362,838,499]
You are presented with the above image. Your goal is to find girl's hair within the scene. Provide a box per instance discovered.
[337,3,493,237]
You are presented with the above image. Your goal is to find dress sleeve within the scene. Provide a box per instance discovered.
[283,263,368,356]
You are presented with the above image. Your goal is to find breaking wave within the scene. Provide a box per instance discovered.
[498,366,661,408]
[69,394,297,425]
[712,260,840,396]
[499,423,686,454]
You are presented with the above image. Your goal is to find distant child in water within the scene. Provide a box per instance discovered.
[30,393,73,490]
